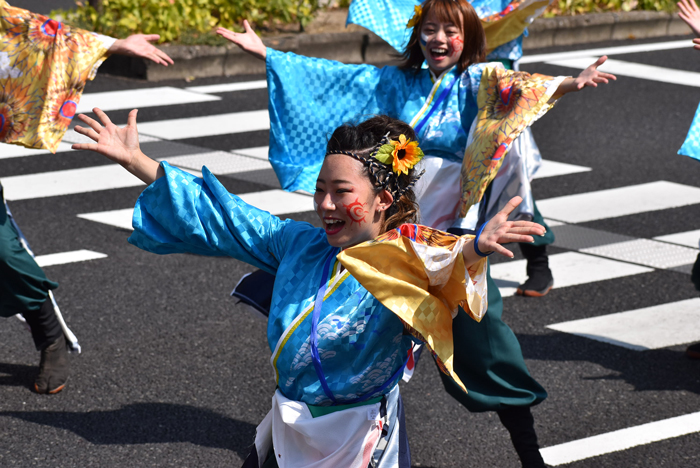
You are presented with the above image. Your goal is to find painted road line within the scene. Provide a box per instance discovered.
[547,298,700,351]
[543,218,565,227]
[35,250,108,267]
[540,411,700,466]
[533,160,591,179]
[78,208,133,230]
[654,229,700,249]
[537,181,700,224]
[491,251,652,297]
[1,165,144,201]
[186,80,267,94]
[136,110,270,140]
[78,190,314,230]
[545,57,700,88]
[239,190,313,215]
[163,151,272,175]
[62,128,161,145]
[77,87,220,114]
[231,146,270,160]
[520,39,692,64]
[0,142,73,160]
[581,238,699,269]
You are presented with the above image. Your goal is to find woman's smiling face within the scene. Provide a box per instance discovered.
[314,154,392,249]
[420,10,464,75]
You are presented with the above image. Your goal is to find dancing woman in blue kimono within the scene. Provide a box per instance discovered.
[217,0,615,466]
[71,109,545,467]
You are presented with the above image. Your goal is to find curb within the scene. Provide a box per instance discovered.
[100,10,692,81]
[523,10,691,48]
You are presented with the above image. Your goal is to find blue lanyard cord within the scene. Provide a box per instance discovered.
[414,76,458,136]
[310,249,410,405]
[310,250,340,404]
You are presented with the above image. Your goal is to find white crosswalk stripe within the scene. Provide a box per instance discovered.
[491,251,653,297]
[541,411,700,465]
[76,86,221,113]
[137,110,269,140]
[35,249,108,267]
[519,39,694,64]
[547,297,700,351]
[0,142,73,159]
[77,190,314,231]
[2,165,145,201]
[537,181,700,223]
[186,80,267,94]
[545,57,700,87]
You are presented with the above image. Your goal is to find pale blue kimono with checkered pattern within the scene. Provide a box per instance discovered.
[679,103,700,162]
[128,162,412,406]
[346,0,523,61]
[267,48,488,193]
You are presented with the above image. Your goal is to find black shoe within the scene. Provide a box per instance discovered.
[516,272,554,297]
[34,337,69,394]
[517,243,553,297]
[686,343,700,360]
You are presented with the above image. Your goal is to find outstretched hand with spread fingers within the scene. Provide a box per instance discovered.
[474,196,546,259]
[572,56,617,90]
[109,34,174,66]
[551,56,617,99]
[678,0,700,37]
[73,108,140,167]
[216,20,266,60]
[72,109,161,184]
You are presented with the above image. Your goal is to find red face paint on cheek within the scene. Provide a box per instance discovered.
[343,198,368,225]
[449,36,464,58]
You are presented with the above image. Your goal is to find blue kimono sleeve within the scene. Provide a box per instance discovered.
[128,162,319,274]
[679,102,700,162]
[266,48,406,194]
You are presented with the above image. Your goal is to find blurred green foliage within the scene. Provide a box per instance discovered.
[51,0,322,44]
[545,0,678,16]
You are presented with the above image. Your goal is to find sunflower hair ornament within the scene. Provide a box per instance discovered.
[406,5,422,28]
[326,133,425,204]
[372,133,425,175]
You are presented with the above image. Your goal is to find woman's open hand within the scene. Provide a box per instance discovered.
[476,196,546,258]
[678,0,700,37]
[572,56,617,90]
[109,34,174,66]
[551,56,617,99]
[72,109,162,185]
[216,20,266,60]
[73,108,140,167]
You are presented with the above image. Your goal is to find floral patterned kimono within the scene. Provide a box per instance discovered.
[129,162,488,467]
[0,1,114,152]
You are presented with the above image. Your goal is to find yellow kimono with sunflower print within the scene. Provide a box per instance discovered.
[0,1,111,152]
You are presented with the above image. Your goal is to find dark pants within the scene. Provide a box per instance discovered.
[1,186,61,349]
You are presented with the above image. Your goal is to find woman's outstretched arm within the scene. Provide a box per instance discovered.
[550,56,617,100]
[71,108,163,185]
[216,20,267,60]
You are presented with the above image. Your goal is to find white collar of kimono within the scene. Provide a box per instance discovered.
[425,63,457,84]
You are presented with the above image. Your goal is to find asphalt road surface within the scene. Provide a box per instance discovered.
[1,29,700,468]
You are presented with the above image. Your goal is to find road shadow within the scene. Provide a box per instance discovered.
[517,332,700,394]
[0,402,256,458]
[0,362,36,390]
